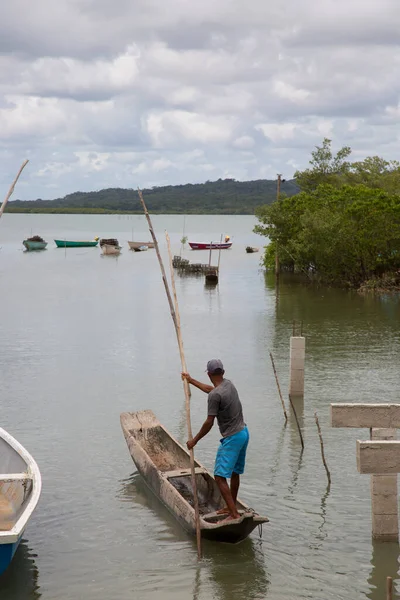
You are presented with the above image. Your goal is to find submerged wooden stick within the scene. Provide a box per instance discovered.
[138,188,201,559]
[387,576,393,600]
[288,394,304,450]
[314,412,331,484]
[269,352,288,423]
[0,160,29,220]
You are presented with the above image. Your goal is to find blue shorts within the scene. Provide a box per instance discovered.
[214,426,249,478]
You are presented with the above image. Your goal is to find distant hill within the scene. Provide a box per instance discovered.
[7,178,299,215]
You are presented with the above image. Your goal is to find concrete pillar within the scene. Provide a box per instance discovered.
[370,428,398,542]
[289,336,305,397]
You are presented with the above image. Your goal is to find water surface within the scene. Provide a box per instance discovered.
[0,214,399,599]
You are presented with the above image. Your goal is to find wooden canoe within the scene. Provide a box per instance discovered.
[120,410,268,544]
[0,427,41,575]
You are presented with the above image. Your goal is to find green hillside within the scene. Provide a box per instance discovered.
[7,178,299,215]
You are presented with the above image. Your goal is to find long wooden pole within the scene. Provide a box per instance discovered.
[138,188,202,558]
[0,160,29,220]
[165,231,201,559]
[269,352,288,423]
[314,412,331,484]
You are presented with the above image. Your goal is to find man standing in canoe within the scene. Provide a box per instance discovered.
[182,359,249,523]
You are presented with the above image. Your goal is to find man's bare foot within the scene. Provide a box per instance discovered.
[216,507,230,515]
[220,513,241,523]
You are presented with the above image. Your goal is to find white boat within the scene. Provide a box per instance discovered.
[102,244,122,256]
[128,241,154,250]
[0,427,41,575]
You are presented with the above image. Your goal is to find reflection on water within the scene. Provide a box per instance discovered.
[1,216,400,599]
[0,539,40,599]
[367,541,399,600]
[119,473,270,600]
[268,424,287,488]
[201,538,269,600]
[117,473,190,543]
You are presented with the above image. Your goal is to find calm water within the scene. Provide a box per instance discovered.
[0,213,399,600]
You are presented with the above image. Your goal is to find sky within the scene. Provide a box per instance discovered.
[1,0,400,200]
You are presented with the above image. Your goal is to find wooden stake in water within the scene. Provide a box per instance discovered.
[314,412,331,484]
[269,352,288,423]
[387,576,393,600]
[0,160,29,220]
[138,188,202,559]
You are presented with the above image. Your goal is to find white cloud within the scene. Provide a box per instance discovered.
[255,123,297,142]
[146,111,235,146]
[0,0,399,198]
[233,136,255,149]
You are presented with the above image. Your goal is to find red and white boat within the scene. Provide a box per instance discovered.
[189,237,232,250]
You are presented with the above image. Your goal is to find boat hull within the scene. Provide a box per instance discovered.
[54,240,99,248]
[128,241,154,250]
[189,242,232,250]
[0,537,21,576]
[22,241,47,251]
[102,244,121,255]
[0,428,41,575]
[120,410,268,544]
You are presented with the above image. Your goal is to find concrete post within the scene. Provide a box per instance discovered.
[370,429,398,542]
[331,404,400,543]
[289,336,305,397]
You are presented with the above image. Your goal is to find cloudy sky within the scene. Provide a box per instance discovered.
[1,0,400,200]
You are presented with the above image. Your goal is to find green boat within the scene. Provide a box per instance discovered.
[54,237,99,248]
[23,238,48,251]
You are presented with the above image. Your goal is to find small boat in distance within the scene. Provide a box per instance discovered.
[120,410,268,544]
[128,241,154,250]
[22,236,47,251]
[102,244,121,256]
[133,245,148,252]
[54,237,99,248]
[0,427,41,575]
[100,238,121,255]
[189,242,232,250]
[246,247,259,253]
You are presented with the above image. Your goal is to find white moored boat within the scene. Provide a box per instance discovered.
[0,428,41,575]
[128,241,154,250]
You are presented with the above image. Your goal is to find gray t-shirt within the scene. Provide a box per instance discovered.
[207,379,245,438]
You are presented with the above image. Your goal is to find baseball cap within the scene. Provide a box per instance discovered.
[206,359,224,374]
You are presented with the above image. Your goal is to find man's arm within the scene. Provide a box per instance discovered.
[187,415,215,450]
[182,372,214,394]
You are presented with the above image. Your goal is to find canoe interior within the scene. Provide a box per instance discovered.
[122,410,269,543]
[0,438,31,532]
[131,423,250,517]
